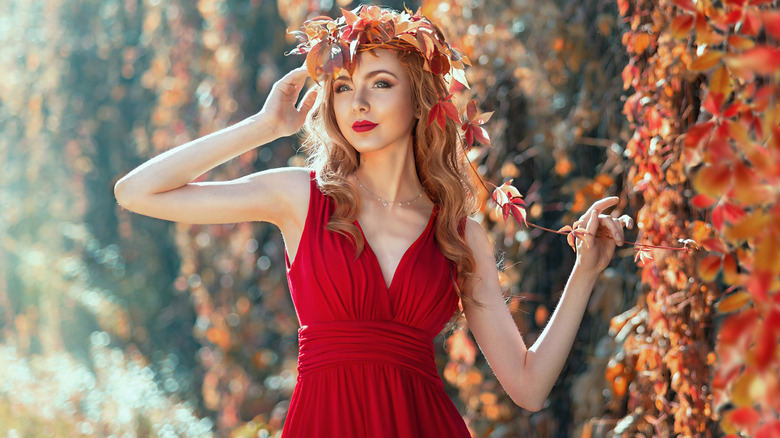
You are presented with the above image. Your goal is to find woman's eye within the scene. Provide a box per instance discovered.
[334,83,351,93]
[374,80,391,89]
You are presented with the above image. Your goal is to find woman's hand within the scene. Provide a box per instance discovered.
[258,65,319,138]
[574,197,634,274]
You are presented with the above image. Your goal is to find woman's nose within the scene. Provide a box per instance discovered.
[351,89,369,113]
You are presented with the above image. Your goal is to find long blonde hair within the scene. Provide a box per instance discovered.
[301,49,479,304]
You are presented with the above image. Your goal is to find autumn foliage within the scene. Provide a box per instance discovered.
[3,0,779,436]
[601,0,780,435]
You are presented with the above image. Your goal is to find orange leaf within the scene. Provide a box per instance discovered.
[723,254,740,285]
[726,210,771,242]
[724,46,780,76]
[727,35,756,50]
[670,14,695,39]
[635,33,650,53]
[693,163,732,198]
[698,254,722,282]
[725,120,752,148]
[731,162,769,206]
[305,41,326,81]
[710,65,733,96]
[716,290,751,313]
[755,235,780,274]
[689,50,725,71]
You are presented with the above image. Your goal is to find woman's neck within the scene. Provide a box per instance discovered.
[354,139,422,205]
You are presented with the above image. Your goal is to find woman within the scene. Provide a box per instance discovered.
[115,5,631,437]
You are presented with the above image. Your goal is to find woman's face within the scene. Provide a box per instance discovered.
[332,49,416,156]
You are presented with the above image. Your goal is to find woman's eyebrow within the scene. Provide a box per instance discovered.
[335,69,399,82]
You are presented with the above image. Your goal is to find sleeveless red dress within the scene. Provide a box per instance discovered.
[283,172,471,437]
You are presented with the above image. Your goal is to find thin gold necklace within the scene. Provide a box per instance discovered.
[353,173,423,207]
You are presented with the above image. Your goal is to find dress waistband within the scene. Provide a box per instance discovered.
[297,320,442,387]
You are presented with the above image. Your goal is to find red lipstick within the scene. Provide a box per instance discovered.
[352,120,378,132]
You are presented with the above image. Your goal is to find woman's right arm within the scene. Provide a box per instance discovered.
[114,66,318,227]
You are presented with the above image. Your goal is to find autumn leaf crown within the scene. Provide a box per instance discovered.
[286,4,492,147]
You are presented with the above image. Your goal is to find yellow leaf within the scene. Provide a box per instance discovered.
[730,371,755,407]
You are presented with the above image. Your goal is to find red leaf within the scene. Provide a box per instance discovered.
[492,180,527,227]
[703,92,724,117]
[753,309,780,370]
[746,270,772,302]
[727,407,760,430]
[712,203,725,231]
[700,237,726,253]
[441,100,459,123]
[472,126,490,145]
[698,254,722,282]
[684,121,715,148]
[692,194,717,209]
[724,46,780,76]
[707,136,735,163]
[719,309,758,346]
[427,103,442,128]
[740,11,762,36]
[755,421,780,438]
[466,100,478,122]
[763,11,780,39]
[722,202,747,223]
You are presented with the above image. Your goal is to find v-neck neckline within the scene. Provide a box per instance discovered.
[355,204,438,291]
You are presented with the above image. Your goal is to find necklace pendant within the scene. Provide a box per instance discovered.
[381,200,388,207]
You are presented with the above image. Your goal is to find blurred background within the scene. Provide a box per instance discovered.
[2,0,777,436]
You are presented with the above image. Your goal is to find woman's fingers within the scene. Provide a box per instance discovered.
[601,215,624,246]
[297,86,319,115]
[618,214,634,230]
[584,210,599,248]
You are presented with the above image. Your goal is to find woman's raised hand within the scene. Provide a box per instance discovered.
[259,65,319,138]
[574,197,634,274]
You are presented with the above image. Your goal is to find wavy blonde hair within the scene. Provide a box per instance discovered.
[301,48,479,304]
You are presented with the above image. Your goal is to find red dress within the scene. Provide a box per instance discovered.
[283,172,471,437]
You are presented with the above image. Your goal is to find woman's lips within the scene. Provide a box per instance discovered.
[352,121,378,132]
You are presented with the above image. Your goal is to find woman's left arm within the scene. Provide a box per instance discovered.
[462,197,633,411]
